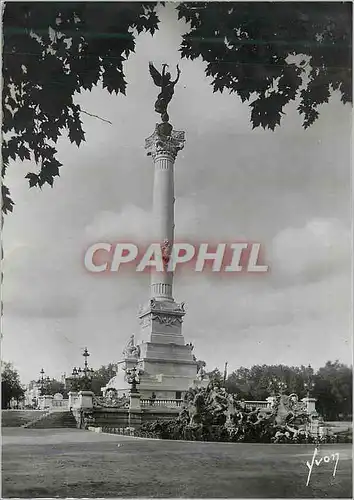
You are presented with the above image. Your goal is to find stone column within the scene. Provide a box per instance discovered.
[135,122,196,392]
[145,124,185,301]
[128,393,142,429]
[129,392,141,410]
[68,391,79,409]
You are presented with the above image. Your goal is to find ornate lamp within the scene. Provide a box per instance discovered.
[81,347,94,390]
[126,365,141,394]
[278,381,287,395]
[268,377,278,396]
[37,368,46,395]
[268,377,287,396]
[304,381,315,399]
[70,366,79,391]
[70,348,94,391]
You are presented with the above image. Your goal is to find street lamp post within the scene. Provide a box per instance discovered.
[268,377,287,396]
[278,381,287,395]
[81,347,94,390]
[126,366,141,394]
[71,348,94,391]
[304,364,315,399]
[39,368,45,393]
[304,381,315,399]
[37,369,50,395]
[268,378,276,396]
[71,366,80,391]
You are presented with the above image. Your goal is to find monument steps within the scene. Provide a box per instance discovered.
[24,410,77,429]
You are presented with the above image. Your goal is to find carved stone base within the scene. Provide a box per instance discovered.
[130,298,198,398]
[138,299,186,345]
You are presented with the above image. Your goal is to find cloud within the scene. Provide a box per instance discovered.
[271,218,350,283]
[84,197,207,243]
[3,243,81,318]
[2,197,207,320]
[177,269,351,373]
[85,205,152,242]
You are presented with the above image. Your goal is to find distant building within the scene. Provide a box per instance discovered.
[24,381,41,407]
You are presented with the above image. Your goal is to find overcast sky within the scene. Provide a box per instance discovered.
[2,4,352,384]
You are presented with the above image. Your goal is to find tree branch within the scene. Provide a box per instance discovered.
[80,109,113,125]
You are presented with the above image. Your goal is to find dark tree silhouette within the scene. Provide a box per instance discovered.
[1,362,25,409]
[314,360,352,420]
[90,363,117,395]
[43,378,68,397]
[225,361,352,420]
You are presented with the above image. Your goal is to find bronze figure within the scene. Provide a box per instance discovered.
[149,62,181,123]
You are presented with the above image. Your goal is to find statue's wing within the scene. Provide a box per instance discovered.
[149,62,162,86]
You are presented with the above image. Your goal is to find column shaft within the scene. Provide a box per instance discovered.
[145,126,185,302]
[151,152,174,300]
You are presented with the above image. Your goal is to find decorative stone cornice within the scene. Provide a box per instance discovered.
[145,124,185,160]
[138,299,185,317]
[138,299,186,326]
[152,312,183,326]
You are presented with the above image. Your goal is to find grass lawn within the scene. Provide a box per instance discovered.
[2,427,352,498]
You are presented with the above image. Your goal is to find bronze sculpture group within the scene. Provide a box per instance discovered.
[138,382,321,444]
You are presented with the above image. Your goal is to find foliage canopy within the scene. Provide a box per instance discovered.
[1,362,25,409]
[2,2,352,212]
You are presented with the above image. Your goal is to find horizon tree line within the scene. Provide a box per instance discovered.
[2,359,352,420]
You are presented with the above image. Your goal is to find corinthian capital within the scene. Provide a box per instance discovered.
[145,124,185,160]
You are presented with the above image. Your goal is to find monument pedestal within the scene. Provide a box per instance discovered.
[129,392,141,410]
[78,391,94,409]
[134,296,198,398]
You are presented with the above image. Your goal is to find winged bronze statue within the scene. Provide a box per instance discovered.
[149,62,181,123]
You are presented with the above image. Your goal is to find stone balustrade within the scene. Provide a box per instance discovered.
[52,399,69,409]
[141,398,183,408]
[37,395,70,411]
[139,398,272,410]
[69,394,313,415]
[244,400,270,410]
[37,395,53,410]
